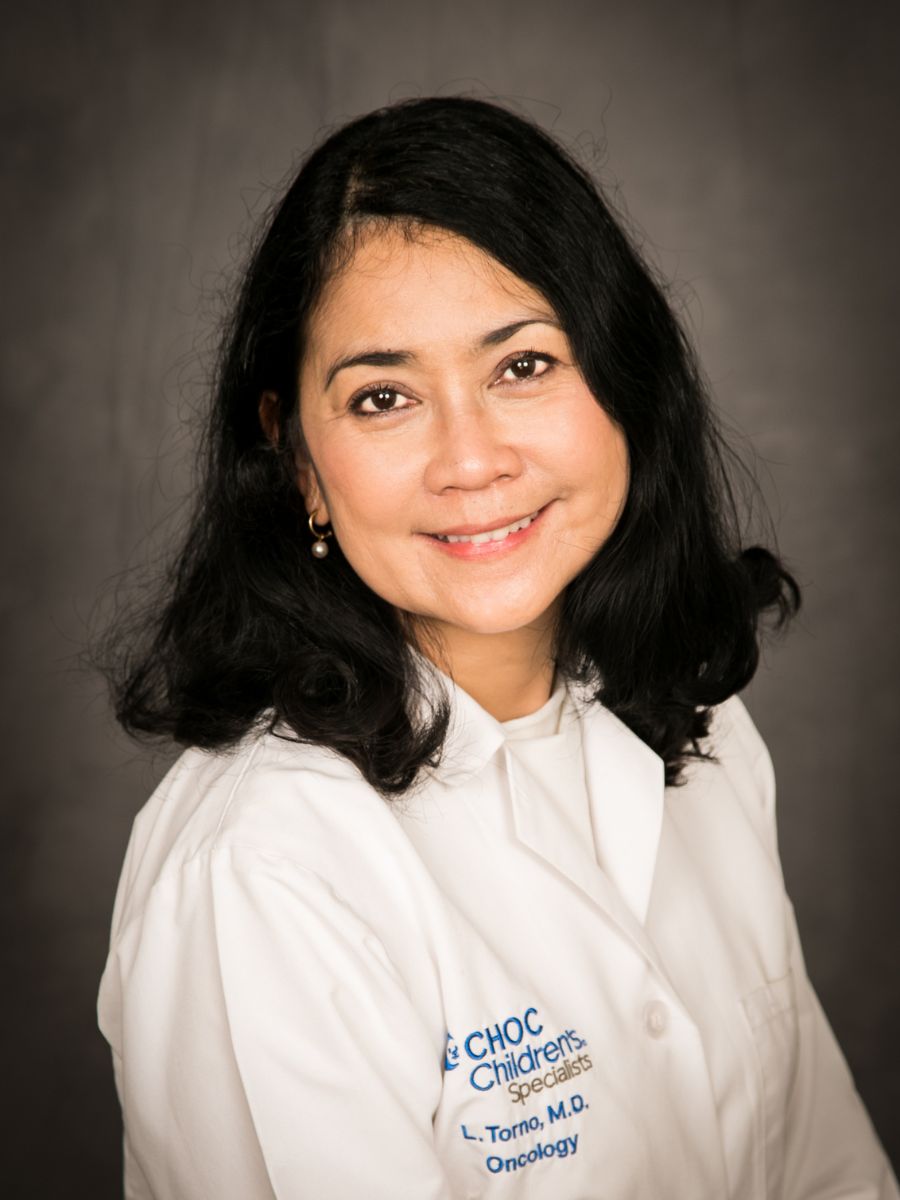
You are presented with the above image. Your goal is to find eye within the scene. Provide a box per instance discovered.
[349,386,415,417]
[497,352,557,384]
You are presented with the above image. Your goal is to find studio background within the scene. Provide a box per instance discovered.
[2,0,897,1192]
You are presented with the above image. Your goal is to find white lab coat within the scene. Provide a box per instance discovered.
[97,670,897,1199]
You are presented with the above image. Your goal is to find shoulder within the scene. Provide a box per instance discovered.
[104,728,455,1034]
[211,731,424,880]
[683,692,780,857]
[110,727,436,945]
[142,726,412,861]
[706,692,775,784]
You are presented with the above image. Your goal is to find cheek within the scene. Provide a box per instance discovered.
[312,436,414,545]
[549,400,630,517]
[595,423,630,513]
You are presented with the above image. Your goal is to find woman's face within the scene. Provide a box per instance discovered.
[295,224,629,646]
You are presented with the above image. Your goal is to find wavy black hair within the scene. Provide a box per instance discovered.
[105,95,799,794]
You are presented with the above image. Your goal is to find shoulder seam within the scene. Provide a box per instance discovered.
[210,738,265,846]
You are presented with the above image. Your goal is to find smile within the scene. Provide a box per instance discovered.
[432,510,542,545]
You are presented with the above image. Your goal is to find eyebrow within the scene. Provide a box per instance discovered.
[323,317,560,389]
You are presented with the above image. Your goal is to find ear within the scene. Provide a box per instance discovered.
[259,390,331,525]
[258,391,280,446]
[292,426,330,527]
[297,458,330,526]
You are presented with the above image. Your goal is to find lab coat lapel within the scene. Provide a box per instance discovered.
[578,699,665,926]
[507,688,667,965]
[415,655,669,969]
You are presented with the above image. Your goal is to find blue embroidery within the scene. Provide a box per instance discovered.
[444,1032,460,1072]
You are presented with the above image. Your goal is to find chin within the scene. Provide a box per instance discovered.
[437,602,556,638]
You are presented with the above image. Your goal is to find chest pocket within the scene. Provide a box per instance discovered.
[742,970,799,1199]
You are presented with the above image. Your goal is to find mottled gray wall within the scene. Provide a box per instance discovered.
[2,0,897,1191]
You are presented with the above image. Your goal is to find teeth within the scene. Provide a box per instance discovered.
[435,510,540,544]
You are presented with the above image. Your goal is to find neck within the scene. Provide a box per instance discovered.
[411,616,558,722]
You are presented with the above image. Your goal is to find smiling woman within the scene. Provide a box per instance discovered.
[96,97,897,1199]
[279,225,629,715]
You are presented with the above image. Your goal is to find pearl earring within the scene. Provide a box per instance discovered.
[308,510,333,559]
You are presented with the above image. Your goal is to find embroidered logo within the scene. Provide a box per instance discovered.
[444,1032,460,1071]
[448,1006,592,1104]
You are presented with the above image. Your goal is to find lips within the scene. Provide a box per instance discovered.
[428,504,546,539]
[430,510,542,544]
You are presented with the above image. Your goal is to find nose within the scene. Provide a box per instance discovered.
[423,401,524,494]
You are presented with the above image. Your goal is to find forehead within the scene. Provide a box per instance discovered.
[306,224,551,354]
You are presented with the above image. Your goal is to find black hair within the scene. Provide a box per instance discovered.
[104,95,799,794]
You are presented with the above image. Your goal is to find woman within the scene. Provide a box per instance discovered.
[97,97,896,1198]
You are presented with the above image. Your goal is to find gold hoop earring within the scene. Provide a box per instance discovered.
[308,510,333,559]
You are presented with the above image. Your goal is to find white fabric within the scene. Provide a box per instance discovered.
[499,677,567,739]
[501,678,597,874]
[97,670,898,1200]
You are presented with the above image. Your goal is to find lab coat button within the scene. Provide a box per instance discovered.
[643,1000,669,1038]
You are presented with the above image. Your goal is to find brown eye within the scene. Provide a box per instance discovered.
[350,386,415,416]
[510,356,538,379]
[498,352,556,385]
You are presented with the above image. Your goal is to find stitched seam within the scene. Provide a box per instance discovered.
[210,737,265,846]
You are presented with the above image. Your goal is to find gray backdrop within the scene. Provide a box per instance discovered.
[2,0,897,1192]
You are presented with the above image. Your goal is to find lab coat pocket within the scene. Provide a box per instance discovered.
[741,970,799,1200]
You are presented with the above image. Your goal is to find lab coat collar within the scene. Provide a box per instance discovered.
[506,689,665,930]
[410,652,507,785]
[412,654,665,930]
